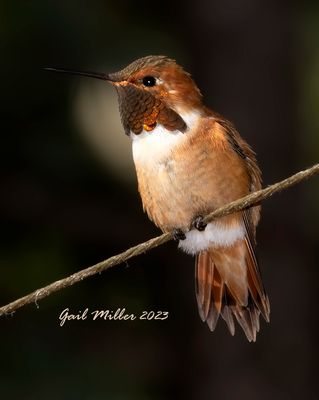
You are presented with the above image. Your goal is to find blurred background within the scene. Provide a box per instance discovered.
[1,1,318,399]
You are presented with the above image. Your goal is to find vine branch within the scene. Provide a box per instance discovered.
[1,163,318,317]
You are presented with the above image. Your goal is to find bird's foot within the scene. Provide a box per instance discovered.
[172,228,186,241]
[191,215,207,231]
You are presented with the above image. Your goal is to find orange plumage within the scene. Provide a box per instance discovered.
[133,114,269,341]
[113,56,269,341]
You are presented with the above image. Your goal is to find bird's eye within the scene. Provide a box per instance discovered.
[142,76,157,87]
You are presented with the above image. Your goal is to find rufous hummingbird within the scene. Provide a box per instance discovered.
[46,55,270,341]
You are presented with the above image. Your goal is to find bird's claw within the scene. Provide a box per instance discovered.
[192,216,207,231]
[172,228,186,241]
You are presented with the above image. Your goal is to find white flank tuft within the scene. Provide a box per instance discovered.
[178,222,245,255]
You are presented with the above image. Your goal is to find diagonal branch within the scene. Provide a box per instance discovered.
[0,163,318,317]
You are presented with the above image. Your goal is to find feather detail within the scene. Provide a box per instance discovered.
[195,231,269,342]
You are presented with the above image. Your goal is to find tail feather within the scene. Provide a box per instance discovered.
[195,234,269,342]
[220,291,235,336]
[206,266,223,331]
[232,307,255,342]
[244,237,270,321]
[195,251,213,320]
[243,211,270,321]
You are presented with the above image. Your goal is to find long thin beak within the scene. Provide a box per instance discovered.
[44,67,112,81]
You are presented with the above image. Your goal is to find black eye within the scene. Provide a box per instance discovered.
[142,76,156,87]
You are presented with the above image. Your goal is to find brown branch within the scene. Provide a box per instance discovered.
[1,163,318,317]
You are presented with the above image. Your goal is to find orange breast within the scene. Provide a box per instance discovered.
[134,118,250,232]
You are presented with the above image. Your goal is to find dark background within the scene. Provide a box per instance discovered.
[1,1,318,399]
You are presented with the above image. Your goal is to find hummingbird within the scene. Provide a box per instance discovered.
[46,55,270,341]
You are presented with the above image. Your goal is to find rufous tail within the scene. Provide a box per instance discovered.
[195,235,270,342]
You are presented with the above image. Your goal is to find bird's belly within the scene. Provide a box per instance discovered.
[132,124,249,235]
[139,159,204,230]
[135,152,247,232]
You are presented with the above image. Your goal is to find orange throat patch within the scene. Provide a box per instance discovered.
[143,122,157,132]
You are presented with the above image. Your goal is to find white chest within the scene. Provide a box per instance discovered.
[130,110,201,168]
[131,125,184,168]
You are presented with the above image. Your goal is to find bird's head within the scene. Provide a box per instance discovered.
[46,55,203,136]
